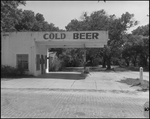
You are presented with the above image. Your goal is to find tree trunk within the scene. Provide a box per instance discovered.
[102,57,106,68]
[143,56,148,67]
[106,58,111,70]
[126,61,129,67]
[125,59,130,67]
[133,60,136,67]
[132,56,137,67]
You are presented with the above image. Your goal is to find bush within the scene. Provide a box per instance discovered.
[143,66,149,71]
[49,58,65,71]
[91,58,100,66]
[74,59,84,67]
[16,65,26,76]
[118,59,126,67]
[1,65,16,77]
[1,65,27,78]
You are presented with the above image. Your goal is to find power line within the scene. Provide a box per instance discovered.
[139,16,148,25]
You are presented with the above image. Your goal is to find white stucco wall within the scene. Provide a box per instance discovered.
[1,34,9,66]
[1,31,108,76]
[1,32,36,75]
[32,32,48,76]
[1,32,47,76]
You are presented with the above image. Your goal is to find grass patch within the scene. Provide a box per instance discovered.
[63,66,149,72]
[115,66,149,72]
[117,78,149,92]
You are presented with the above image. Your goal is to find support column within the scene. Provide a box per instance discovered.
[83,49,86,71]
[83,44,86,72]
[46,50,49,73]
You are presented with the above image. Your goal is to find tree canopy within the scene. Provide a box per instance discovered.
[65,10,138,69]
[1,1,60,32]
[132,24,149,36]
[1,1,26,31]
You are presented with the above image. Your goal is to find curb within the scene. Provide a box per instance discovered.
[1,87,142,94]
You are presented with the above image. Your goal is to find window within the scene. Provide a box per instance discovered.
[17,54,28,70]
[36,54,40,70]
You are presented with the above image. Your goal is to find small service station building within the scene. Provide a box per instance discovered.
[1,31,109,76]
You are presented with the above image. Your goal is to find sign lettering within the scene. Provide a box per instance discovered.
[73,32,99,39]
[43,32,100,40]
[35,31,109,48]
[43,33,66,40]
[73,33,99,39]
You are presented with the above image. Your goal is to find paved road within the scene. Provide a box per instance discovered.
[1,71,149,118]
[1,89,148,118]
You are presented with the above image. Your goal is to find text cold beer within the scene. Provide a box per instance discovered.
[43,32,99,40]
[43,33,66,40]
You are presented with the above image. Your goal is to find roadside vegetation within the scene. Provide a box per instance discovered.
[118,78,149,92]
[1,65,34,78]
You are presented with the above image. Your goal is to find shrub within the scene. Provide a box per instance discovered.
[49,58,65,71]
[1,65,27,78]
[15,65,26,76]
[118,59,126,67]
[91,58,100,66]
[74,59,84,67]
[84,67,90,74]
[1,65,16,77]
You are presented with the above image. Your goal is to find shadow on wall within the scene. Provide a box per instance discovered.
[117,78,149,92]
[35,72,87,80]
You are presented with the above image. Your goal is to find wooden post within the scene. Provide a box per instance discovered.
[139,67,144,85]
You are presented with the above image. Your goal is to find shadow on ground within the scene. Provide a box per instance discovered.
[35,72,87,80]
[1,75,35,81]
[63,66,149,72]
[1,72,87,80]
[117,78,149,92]
[63,67,116,72]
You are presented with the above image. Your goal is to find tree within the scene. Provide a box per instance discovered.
[132,24,149,36]
[35,13,45,22]
[104,12,138,69]
[15,10,37,31]
[32,13,46,31]
[139,36,149,67]
[1,1,61,32]
[65,10,138,69]
[131,24,149,67]
[14,10,60,32]
[66,10,110,68]
[1,0,26,32]
[122,34,149,67]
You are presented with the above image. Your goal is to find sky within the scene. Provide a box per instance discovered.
[18,1,149,33]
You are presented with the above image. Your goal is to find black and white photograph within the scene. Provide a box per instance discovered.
[1,0,149,118]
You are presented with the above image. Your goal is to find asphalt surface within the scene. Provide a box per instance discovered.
[1,71,149,118]
[1,89,149,118]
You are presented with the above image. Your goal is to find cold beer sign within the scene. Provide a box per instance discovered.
[42,31,108,41]
[35,31,108,48]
